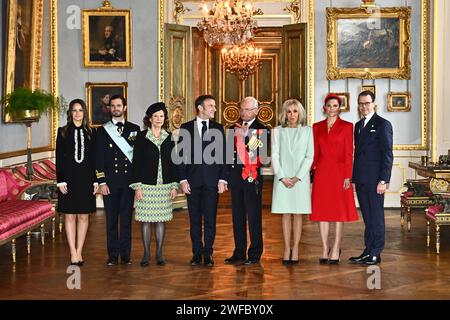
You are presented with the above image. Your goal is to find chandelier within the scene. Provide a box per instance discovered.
[197,0,262,47]
[221,42,262,80]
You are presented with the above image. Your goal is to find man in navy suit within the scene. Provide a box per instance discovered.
[96,95,140,266]
[177,95,228,267]
[350,91,393,266]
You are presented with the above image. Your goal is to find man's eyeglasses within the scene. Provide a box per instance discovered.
[358,102,372,107]
[240,108,258,113]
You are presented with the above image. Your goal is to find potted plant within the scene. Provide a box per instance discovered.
[1,87,66,122]
[1,87,66,180]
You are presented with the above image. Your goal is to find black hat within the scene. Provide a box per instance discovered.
[146,102,167,118]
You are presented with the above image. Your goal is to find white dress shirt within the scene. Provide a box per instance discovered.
[363,111,375,127]
[196,117,209,137]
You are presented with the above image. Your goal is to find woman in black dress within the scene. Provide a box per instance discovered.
[56,99,98,266]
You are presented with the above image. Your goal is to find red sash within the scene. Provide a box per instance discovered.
[234,130,261,182]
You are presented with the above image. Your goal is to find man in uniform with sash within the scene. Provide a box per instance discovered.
[224,97,270,265]
[95,95,140,266]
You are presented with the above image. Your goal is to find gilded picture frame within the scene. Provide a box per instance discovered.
[2,0,44,123]
[361,84,376,97]
[326,6,411,80]
[85,82,128,127]
[82,6,132,68]
[335,92,350,112]
[387,91,411,112]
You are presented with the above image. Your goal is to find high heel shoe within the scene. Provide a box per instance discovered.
[319,248,331,264]
[327,249,341,264]
[290,249,299,264]
[282,250,292,265]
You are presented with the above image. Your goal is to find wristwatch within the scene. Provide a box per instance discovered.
[379,180,387,185]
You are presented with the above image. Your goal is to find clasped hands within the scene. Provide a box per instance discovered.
[59,183,99,195]
[281,177,300,188]
[181,180,228,195]
[134,187,178,201]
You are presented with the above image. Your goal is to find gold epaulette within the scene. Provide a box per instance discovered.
[96,170,106,179]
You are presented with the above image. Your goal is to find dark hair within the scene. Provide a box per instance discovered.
[358,90,375,103]
[110,94,127,107]
[194,94,215,112]
[62,99,93,139]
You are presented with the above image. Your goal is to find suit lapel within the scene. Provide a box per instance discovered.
[359,114,377,145]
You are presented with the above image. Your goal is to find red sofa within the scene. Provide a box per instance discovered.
[0,169,55,263]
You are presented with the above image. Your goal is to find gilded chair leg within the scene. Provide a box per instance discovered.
[52,217,56,239]
[407,207,411,232]
[27,231,31,255]
[426,219,430,247]
[400,204,405,227]
[40,224,45,245]
[12,239,16,263]
[436,224,440,254]
[59,213,63,233]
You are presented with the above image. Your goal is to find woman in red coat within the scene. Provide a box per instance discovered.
[310,93,358,264]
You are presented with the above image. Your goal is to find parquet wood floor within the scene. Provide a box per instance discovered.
[1,183,449,300]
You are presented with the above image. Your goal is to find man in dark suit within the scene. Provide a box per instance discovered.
[350,90,393,266]
[224,96,270,265]
[177,95,228,267]
[95,95,140,266]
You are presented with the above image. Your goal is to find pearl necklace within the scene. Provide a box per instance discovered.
[74,129,85,164]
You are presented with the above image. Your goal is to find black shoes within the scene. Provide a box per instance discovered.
[121,258,132,265]
[328,249,341,265]
[282,259,291,265]
[204,255,214,267]
[349,253,371,264]
[156,257,166,266]
[140,258,166,266]
[224,256,245,265]
[140,259,149,267]
[319,248,331,264]
[243,259,260,265]
[282,250,298,265]
[106,258,118,266]
[190,254,202,266]
[362,255,381,266]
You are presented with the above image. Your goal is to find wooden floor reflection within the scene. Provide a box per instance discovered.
[1,189,450,299]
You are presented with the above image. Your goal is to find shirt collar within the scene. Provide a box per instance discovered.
[112,118,125,126]
[364,112,375,124]
[196,117,209,126]
[243,118,256,127]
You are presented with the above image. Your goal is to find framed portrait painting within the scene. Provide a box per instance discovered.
[82,5,132,68]
[326,7,411,80]
[335,92,350,112]
[2,0,44,123]
[387,92,411,112]
[361,85,376,97]
[85,82,128,127]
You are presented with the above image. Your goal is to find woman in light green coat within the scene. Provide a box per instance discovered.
[271,99,314,264]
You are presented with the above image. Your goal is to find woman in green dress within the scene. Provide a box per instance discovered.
[271,99,314,264]
[130,102,178,267]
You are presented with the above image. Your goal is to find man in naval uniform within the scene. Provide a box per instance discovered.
[95,95,140,266]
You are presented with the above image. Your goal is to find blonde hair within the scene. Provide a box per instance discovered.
[279,99,306,127]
